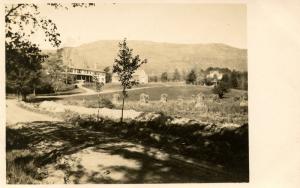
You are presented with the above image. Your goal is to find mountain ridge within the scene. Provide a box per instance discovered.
[43,40,247,74]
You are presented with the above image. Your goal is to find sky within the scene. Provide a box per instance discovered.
[32,3,246,49]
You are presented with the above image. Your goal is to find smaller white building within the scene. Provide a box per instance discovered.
[206,70,223,86]
[206,70,223,80]
[112,69,148,84]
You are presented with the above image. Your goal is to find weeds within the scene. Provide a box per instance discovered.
[6,150,40,184]
[112,99,247,124]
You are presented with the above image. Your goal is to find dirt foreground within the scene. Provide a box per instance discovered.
[6,99,241,183]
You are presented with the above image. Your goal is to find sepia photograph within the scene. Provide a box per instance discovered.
[5,2,249,184]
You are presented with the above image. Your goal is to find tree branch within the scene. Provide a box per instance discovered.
[5,4,23,20]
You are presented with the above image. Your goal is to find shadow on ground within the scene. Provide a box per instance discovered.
[7,121,245,183]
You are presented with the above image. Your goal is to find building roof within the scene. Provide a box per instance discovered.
[68,65,105,73]
[207,70,223,80]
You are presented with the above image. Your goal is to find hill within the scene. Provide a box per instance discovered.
[44,40,247,74]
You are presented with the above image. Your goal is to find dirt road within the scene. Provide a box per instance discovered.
[6,100,60,125]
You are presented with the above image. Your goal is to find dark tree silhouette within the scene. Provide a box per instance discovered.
[186,69,197,84]
[104,66,112,83]
[161,72,168,82]
[172,68,181,81]
[6,39,47,100]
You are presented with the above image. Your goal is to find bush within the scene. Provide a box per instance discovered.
[98,98,114,108]
[139,93,150,103]
[212,82,230,99]
[84,98,115,109]
[56,83,75,92]
[61,110,81,123]
[35,82,54,94]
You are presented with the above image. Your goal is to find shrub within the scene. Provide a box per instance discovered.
[57,84,75,92]
[61,110,81,123]
[160,93,168,103]
[212,82,230,99]
[26,94,36,102]
[84,98,115,109]
[99,98,115,108]
[139,93,150,103]
[112,93,121,103]
[35,82,54,94]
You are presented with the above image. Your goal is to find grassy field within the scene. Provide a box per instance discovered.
[61,85,247,124]
[68,85,214,101]
[83,82,166,92]
[37,87,85,96]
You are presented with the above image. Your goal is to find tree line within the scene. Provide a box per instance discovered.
[149,67,248,91]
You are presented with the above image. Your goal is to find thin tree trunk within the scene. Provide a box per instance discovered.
[97,94,100,122]
[66,73,68,84]
[120,90,125,123]
[17,91,20,101]
[22,94,26,101]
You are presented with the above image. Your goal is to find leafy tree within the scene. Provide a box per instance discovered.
[221,73,231,87]
[104,66,112,83]
[43,49,67,93]
[239,72,248,90]
[230,70,239,88]
[172,68,181,81]
[196,69,205,85]
[113,39,147,122]
[5,3,94,100]
[161,72,168,82]
[149,75,158,82]
[6,39,47,101]
[186,69,197,84]
[5,3,95,47]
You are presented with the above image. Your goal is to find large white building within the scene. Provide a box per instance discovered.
[112,69,148,84]
[66,66,106,83]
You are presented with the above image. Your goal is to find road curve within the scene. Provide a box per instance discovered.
[6,99,60,125]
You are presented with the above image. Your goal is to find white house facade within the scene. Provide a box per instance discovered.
[66,66,106,83]
[206,70,223,86]
[206,70,223,80]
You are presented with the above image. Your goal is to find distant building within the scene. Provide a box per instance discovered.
[66,66,106,83]
[112,69,148,84]
[206,70,223,85]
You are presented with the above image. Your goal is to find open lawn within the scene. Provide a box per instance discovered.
[67,85,217,101]
[37,87,85,96]
[83,82,166,92]
[61,85,247,124]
